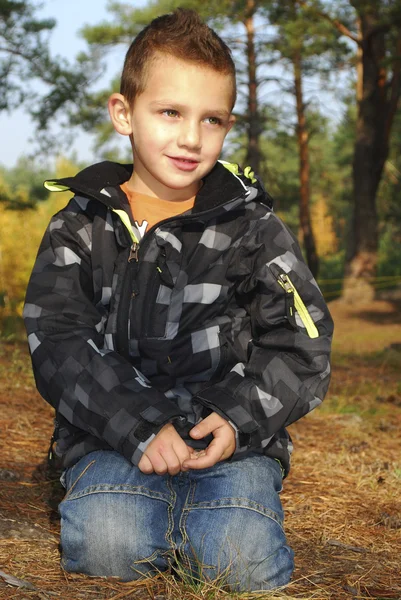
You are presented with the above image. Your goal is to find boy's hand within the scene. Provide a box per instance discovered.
[182,412,235,470]
[138,423,193,476]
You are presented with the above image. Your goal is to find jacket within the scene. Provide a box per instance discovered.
[23,160,333,476]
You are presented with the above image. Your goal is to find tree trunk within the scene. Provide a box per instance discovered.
[293,47,319,278]
[244,0,262,172]
[342,7,401,303]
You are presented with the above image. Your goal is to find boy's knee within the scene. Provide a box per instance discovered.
[182,506,294,591]
[186,538,294,591]
[229,545,294,591]
[60,493,169,580]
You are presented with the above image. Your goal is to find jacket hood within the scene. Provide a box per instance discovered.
[44,160,273,213]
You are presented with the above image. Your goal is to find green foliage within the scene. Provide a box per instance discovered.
[268,0,352,75]
[320,97,354,246]
[261,131,300,215]
[0,156,49,209]
[376,85,401,283]
[0,315,25,340]
[0,0,98,133]
[378,225,401,278]
[0,156,80,321]
[379,109,401,226]
[0,0,55,110]
[318,251,346,300]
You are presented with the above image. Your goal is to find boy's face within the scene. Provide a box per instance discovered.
[123,54,235,200]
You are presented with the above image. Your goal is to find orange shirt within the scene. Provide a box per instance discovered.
[121,183,195,238]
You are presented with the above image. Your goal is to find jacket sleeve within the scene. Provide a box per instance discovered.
[193,211,334,457]
[23,201,187,466]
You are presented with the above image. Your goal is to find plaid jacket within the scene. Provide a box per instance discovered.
[24,160,333,476]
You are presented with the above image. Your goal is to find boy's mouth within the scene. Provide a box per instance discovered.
[168,156,200,171]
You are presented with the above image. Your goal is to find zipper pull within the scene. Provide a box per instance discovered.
[271,266,320,338]
[279,273,294,294]
[128,242,139,262]
[278,274,297,327]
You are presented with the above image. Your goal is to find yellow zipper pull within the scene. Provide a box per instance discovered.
[276,271,319,339]
[278,273,294,293]
[277,274,297,326]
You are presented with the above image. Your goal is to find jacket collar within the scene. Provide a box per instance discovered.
[44,160,272,212]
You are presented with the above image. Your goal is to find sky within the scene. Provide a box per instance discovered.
[0,0,147,168]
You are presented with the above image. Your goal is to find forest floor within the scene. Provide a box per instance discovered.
[0,300,400,600]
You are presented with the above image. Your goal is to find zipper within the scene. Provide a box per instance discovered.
[270,266,319,339]
[115,242,140,359]
[112,196,246,353]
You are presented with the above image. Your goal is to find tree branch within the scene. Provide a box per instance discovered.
[296,0,359,44]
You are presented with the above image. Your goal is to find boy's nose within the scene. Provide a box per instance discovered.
[177,121,201,150]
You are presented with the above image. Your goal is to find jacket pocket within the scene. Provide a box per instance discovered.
[268,264,319,339]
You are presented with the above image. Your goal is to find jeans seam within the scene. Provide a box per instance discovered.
[185,497,283,524]
[62,485,172,503]
[165,478,176,551]
[63,459,96,500]
[178,478,197,570]
[130,548,171,568]
[192,504,284,532]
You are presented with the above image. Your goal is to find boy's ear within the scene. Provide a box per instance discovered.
[226,114,236,134]
[108,93,132,136]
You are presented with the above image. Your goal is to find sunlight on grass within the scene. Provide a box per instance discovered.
[393,467,401,480]
[0,340,34,391]
[331,347,401,370]
[323,342,401,419]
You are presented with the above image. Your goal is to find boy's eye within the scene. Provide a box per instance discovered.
[205,116,221,126]
[162,109,179,118]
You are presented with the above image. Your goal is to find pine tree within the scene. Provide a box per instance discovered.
[300,0,401,302]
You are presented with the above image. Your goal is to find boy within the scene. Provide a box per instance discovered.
[24,8,333,592]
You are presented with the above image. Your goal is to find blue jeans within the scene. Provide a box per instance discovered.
[59,450,294,591]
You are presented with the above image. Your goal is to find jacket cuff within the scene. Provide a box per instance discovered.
[194,384,259,453]
[122,412,187,466]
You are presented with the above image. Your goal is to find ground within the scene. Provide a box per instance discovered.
[0,300,400,600]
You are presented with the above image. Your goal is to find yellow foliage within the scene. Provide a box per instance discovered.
[0,157,79,315]
[312,196,338,257]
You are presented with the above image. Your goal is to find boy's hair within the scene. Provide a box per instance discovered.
[120,8,236,109]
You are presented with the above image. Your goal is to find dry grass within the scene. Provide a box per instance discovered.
[0,300,400,600]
